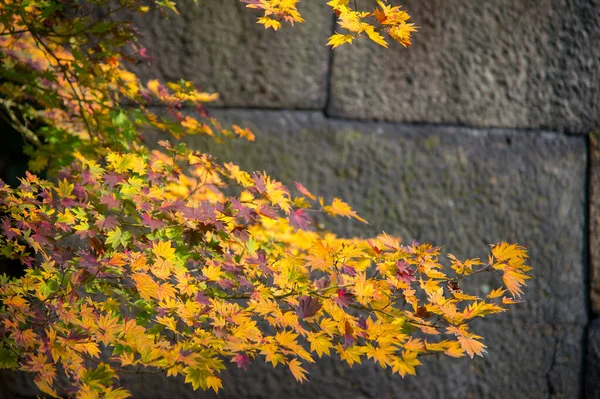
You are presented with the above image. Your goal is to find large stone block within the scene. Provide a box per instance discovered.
[125,0,333,108]
[152,109,587,324]
[327,0,600,134]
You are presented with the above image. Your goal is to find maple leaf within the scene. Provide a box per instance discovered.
[100,194,121,209]
[365,344,395,367]
[258,16,282,30]
[206,376,223,393]
[257,205,279,219]
[336,344,364,367]
[1,218,17,240]
[333,288,354,308]
[446,326,487,358]
[132,273,159,301]
[365,27,388,47]
[502,296,522,305]
[232,354,252,370]
[288,358,308,383]
[389,22,417,47]
[55,179,74,198]
[95,215,119,231]
[3,295,28,309]
[203,264,223,281]
[141,214,165,231]
[0,345,18,370]
[502,270,530,298]
[392,352,421,377]
[457,335,487,358]
[327,33,354,48]
[307,333,333,358]
[105,227,131,249]
[152,240,176,261]
[289,208,311,230]
[11,329,37,349]
[324,198,368,223]
[487,288,506,299]
[443,341,466,358]
[342,264,356,276]
[396,260,416,284]
[230,198,256,223]
[295,182,316,200]
[184,367,207,391]
[232,125,255,141]
[294,296,322,319]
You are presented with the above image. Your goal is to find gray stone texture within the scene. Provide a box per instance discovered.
[327,0,600,134]
[123,0,333,108]
[590,133,600,314]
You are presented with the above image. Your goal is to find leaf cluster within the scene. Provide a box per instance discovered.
[0,143,530,396]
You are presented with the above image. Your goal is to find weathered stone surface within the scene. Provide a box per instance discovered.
[328,0,600,134]
[586,318,600,398]
[153,109,587,324]
[590,133,600,314]
[125,0,333,109]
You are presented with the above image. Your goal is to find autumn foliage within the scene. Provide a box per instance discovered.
[0,1,531,397]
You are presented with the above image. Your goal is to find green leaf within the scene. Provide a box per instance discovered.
[246,237,256,255]
[105,227,131,249]
[184,367,209,391]
[0,345,19,370]
[83,363,116,387]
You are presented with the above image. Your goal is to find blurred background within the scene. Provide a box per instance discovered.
[2,0,600,398]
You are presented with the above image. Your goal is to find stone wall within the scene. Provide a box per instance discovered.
[2,1,599,398]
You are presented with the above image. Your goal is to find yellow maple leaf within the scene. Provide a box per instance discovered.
[327,33,354,49]
[288,358,308,383]
[457,335,487,358]
[389,22,417,47]
[258,16,282,30]
[152,240,176,262]
[365,27,388,48]
[444,341,466,358]
[336,344,364,367]
[365,344,395,367]
[391,351,421,377]
[232,125,255,141]
[132,273,159,301]
[324,198,368,223]
[55,179,74,198]
[491,242,529,263]
[206,376,223,393]
[502,270,531,297]
[203,264,223,281]
[403,338,425,352]
[307,333,333,358]
[487,287,506,299]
